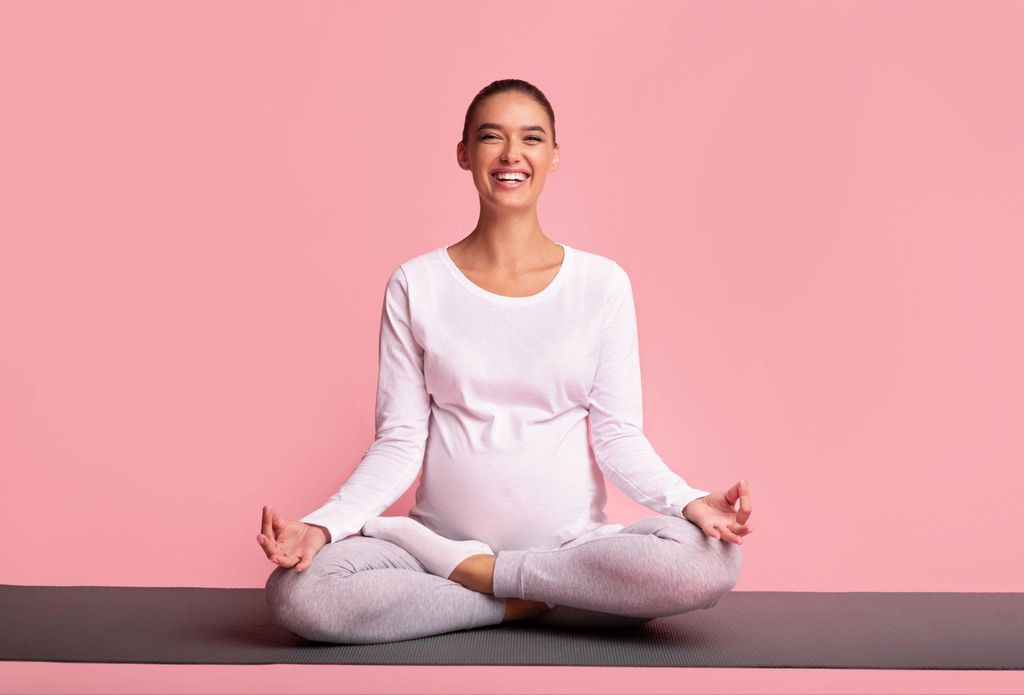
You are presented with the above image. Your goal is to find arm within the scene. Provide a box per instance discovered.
[587,262,711,518]
[299,266,431,543]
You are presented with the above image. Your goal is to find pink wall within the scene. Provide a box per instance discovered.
[2,1,1021,598]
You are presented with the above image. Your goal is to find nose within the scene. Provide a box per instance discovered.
[501,143,522,162]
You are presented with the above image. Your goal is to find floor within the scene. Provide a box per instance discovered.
[2,663,1024,694]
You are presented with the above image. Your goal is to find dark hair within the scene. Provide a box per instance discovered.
[461,78,557,147]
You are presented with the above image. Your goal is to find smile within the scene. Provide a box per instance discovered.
[491,172,530,189]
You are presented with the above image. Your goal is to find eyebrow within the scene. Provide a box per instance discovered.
[476,122,547,135]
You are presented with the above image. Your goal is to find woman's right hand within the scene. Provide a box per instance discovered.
[257,505,329,572]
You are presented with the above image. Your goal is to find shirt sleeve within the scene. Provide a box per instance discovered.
[587,262,712,518]
[299,265,431,543]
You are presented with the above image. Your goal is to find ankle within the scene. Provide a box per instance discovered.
[448,554,495,592]
[503,598,553,622]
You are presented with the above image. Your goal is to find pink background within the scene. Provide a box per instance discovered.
[2,1,1023,692]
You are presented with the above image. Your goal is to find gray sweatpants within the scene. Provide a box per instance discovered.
[264,513,743,644]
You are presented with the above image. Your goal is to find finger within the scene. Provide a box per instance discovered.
[295,549,314,572]
[257,509,278,559]
[257,533,274,558]
[270,507,287,536]
[716,524,744,545]
[702,524,721,540]
[261,505,276,541]
[257,533,280,560]
[263,534,293,565]
[262,505,282,552]
[728,521,753,536]
[736,480,752,525]
[272,548,297,568]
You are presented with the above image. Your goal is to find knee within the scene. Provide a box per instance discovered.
[686,516,743,587]
[264,564,335,641]
[264,565,305,634]
[692,529,743,608]
[649,515,744,602]
[715,540,744,592]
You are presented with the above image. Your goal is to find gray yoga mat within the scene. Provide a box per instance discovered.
[1,584,1021,669]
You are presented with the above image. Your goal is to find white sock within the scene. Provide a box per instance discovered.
[360,515,496,580]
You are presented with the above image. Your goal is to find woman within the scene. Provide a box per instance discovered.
[258,79,754,644]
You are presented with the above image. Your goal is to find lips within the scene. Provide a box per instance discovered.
[491,173,529,189]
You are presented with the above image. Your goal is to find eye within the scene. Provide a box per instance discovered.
[481,134,544,142]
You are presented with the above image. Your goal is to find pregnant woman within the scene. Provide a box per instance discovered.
[259,79,754,644]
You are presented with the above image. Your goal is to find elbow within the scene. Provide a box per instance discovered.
[591,421,645,449]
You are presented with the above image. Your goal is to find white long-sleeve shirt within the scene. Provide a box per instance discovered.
[299,242,711,552]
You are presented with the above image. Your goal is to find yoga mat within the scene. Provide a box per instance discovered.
[1,585,1021,669]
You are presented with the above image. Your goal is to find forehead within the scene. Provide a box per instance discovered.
[474,92,547,125]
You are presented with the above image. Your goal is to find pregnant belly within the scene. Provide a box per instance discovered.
[410,450,597,551]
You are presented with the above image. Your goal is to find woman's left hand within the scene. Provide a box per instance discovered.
[682,479,753,545]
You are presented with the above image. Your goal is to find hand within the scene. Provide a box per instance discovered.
[682,479,753,545]
[256,505,329,572]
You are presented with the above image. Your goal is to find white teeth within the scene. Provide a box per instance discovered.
[494,173,527,181]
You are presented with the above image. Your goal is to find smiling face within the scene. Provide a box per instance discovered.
[457,91,559,210]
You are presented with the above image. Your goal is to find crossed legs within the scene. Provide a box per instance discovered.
[265,514,742,644]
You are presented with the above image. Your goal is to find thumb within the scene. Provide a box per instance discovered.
[270,507,289,536]
[723,481,742,510]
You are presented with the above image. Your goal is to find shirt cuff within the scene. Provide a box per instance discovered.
[671,488,713,518]
[298,504,366,545]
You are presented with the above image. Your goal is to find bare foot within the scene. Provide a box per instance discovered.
[503,597,553,622]
[447,553,496,593]
[448,554,554,621]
